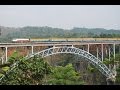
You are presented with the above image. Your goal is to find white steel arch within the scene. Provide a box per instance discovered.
[0,46,116,82]
[26,46,115,79]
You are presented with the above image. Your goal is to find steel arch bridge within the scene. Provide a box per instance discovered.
[0,46,116,82]
[26,46,116,79]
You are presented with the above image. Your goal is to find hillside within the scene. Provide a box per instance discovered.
[0,26,120,42]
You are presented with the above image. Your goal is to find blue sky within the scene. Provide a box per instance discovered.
[0,5,120,30]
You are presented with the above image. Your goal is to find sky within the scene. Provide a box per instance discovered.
[0,5,120,30]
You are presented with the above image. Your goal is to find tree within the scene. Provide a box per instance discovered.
[44,63,85,85]
[0,56,51,85]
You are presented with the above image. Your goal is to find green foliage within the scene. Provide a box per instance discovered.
[116,67,120,84]
[87,64,97,73]
[112,54,120,85]
[44,63,85,85]
[0,52,85,85]
[0,51,21,80]
[103,58,112,65]
[8,50,22,64]
[114,54,120,62]
[0,73,4,78]
[0,56,52,85]
[2,66,10,72]
[0,58,85,85]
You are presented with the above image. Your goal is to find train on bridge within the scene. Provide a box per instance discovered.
[11,38,120,43]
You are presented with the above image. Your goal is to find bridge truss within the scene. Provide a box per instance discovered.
[0,46,116,82]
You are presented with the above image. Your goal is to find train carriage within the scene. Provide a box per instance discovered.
[11,38,120,43]
[12,38,30,43]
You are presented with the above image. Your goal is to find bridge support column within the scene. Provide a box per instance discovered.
[105,47,108,56]
[87,44,89,53]
[72,45,74,47]
[101,44,103,62]
[113,43,116,69]
[109,46,111,69]
[5,47,8,63]
[31,46,34,54]
[53,45,55,48]
[113,43,115,60]
[82,45,84,50]
[97,47,98,59]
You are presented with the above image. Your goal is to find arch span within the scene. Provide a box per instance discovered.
[0,46,115,82]
[26,46,115,79]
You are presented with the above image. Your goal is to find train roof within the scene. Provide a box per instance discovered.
[12,38,29,41]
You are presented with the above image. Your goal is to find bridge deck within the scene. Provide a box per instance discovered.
[0,41,120,47]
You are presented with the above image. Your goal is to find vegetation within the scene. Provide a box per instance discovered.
[0,56,52,85]
[1,26,120,42]
[1,50,120,85]
[112,54,120,84]
[0,53,85,85]
[44,64,85,85]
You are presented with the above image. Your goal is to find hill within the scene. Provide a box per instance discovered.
[0,26,120,42]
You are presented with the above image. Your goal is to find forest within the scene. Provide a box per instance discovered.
[1,26,120,42]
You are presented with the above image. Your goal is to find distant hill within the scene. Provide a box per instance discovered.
[71,27,120,34]
[0,26,20,37]
[0,26,120,42]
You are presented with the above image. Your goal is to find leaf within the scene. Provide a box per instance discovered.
[0,73,4,77]
[2,66,10,72]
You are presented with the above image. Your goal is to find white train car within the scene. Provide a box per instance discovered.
[12,38,30,43]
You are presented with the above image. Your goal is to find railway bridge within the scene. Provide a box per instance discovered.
[0,40,120,84]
